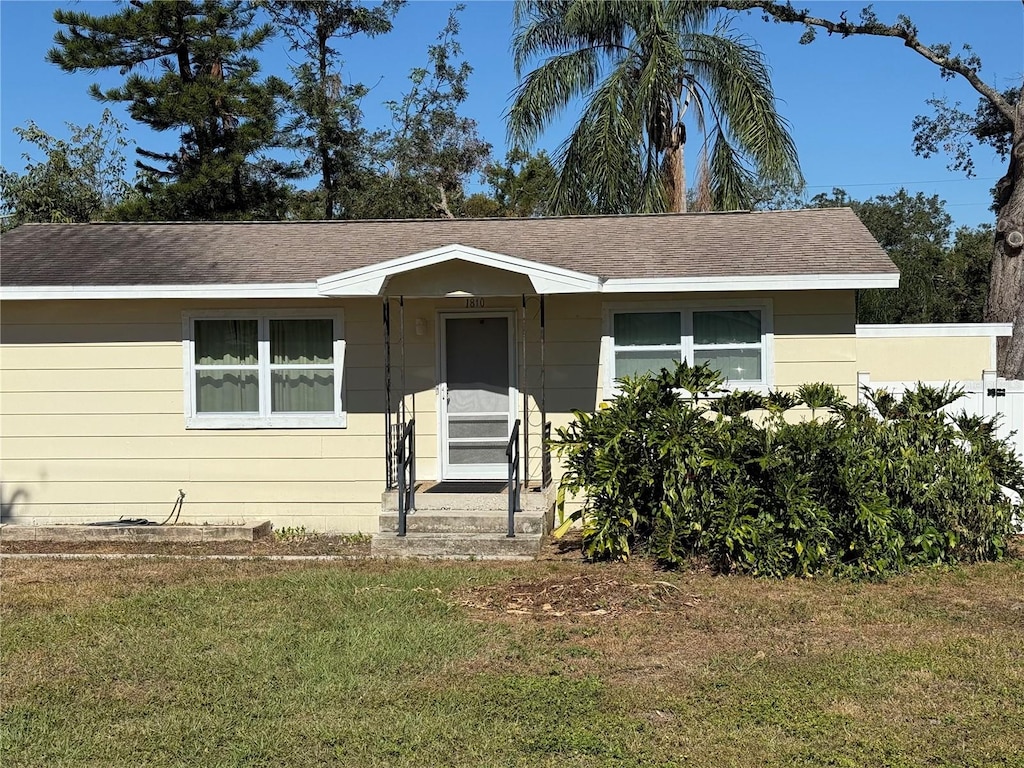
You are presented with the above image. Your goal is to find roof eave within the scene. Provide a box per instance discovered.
[0,283,321,300]
[602,273,900,293]
[0,272,901,301]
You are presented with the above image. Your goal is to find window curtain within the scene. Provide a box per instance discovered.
[270,319,334,413]
[693,311,762,381]
[613,312,682,378]
[195,320,259,412]
[693,311,760,345]
[693,349,762,381]
[613,312,680,345]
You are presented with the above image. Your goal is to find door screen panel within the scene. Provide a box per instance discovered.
[449,444,509,465]
[449,415,509,439]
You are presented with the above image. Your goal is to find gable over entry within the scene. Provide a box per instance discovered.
[316,244,602,297]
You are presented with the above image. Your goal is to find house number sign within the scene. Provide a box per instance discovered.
[465,298,485,308]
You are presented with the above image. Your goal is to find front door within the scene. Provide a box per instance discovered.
[439,313,515,481]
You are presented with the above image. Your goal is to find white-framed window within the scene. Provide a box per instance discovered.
[603,301,773,396]
[183,310,346,428]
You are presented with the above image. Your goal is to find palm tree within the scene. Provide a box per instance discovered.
[508,0,802,214]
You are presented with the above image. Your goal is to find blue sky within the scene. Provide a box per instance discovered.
[1,0,1021,229]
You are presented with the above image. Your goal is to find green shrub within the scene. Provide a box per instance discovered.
[553,362,1021,578]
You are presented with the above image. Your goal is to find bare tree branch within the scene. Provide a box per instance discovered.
[434,184,455,219]
[719,1,1017,122]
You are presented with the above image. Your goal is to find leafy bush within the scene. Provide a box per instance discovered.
[553,363,1021,578]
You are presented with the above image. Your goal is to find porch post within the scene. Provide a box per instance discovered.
[540,295,551,488]
[383,299,393,489]
[540,295,546,428]
[521,294,529,488]
[399,295,407,428]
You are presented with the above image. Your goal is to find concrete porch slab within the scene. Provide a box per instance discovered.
[0,521,273,543]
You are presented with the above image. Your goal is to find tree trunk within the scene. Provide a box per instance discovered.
[985,105,1024,379]
[435,184,455,219]
[664,124,686,213]
[318,26,335,220]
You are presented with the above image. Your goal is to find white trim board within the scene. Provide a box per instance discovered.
[1,283,320,300]
[856,323,1013,338]
[2,257,902,300]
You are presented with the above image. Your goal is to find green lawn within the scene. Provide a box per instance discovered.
[2,556,1023,767]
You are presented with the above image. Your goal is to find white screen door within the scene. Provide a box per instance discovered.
[440,313,515,480]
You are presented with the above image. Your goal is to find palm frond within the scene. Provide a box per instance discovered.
[508,46,603,146]
[683,28,802,187]
[551,63,657,214]
[707,125,757,210]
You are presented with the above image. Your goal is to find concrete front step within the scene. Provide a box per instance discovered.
[376,484,555,558]
[379,511,545,535]
[371,531,543,560]
[381,486,554,514]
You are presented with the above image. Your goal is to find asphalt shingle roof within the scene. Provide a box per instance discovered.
[0,208,896,287]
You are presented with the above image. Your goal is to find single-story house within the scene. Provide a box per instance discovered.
[0,209,1013,554]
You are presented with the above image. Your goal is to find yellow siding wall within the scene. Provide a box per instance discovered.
[1,299,386,532]
[773,290,858,399]
[0,294,603,531]
[0,288,908,530]
[856,335,993,382]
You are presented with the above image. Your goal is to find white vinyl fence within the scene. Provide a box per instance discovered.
[857,370,1024,461]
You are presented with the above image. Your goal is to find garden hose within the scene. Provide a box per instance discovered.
[158,489,186,526]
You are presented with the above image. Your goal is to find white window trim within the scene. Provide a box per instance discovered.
[182,309,346,429]
[601,300,774,399]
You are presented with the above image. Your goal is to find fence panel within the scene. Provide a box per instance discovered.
[857,371,1024,461]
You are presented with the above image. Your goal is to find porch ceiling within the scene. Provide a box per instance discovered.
[316,243,602,297]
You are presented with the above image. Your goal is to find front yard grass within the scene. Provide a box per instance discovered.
[2,556,1022,767]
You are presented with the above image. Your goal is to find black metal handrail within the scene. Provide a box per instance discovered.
[506,419,521,538]
[541,421,553,488]
[395,419,416,537]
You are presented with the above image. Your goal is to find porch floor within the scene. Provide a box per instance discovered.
[420,481,508,494]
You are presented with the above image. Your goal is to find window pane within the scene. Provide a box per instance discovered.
[613,312,680,346]
[614,349,681,379]
[695,349,762,381]
[272,369,334,412]
[196,370,259,412]
[693,310,761,345]
[271,319,333,365]
[195,320,257,365]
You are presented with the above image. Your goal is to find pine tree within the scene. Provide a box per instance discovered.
[266,0,403,220]
[48,0,293,220]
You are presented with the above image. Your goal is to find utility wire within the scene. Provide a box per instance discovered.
[804,177,1000,189]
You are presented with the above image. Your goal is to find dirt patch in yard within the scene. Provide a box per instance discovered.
[454,566,704,618]
[0,528,587,560]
